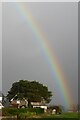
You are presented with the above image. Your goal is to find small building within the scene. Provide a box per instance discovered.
[31,102,47,112]
[52,109,56,114]
[0,93,4,109]
[0,92,2,102]
[10,99,28,108]
[0,97,2,102]
[10,94,48,111]
[0,102,4,109]
[48,105,62,114]
[10,95,28,108]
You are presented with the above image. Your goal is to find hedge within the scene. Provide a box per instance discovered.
[2,107,44,116]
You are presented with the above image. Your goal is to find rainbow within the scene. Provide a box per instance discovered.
[14,2,75,107]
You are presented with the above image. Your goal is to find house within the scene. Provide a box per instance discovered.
[0,92,2,102]
[0,93,4,109]
[10,94,47,111]
[48,105,62,114]
[11,99,28,108]
[0,97,2,102]
[10,95,28,108]
[31,102,47,112]
[0,102,4,109]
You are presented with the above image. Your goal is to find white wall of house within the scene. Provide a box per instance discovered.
[0,97,2,101]
[33,105,47,110]
[0,102,4,109]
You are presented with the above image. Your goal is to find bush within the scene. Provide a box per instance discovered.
[19,112,36,118]
[2,108,18,116]
[26,108,44,114]
[2,107,44,116]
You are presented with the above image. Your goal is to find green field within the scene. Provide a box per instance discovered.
[1,112,80,120]
[28,112,79,119]
[41,112,79,118]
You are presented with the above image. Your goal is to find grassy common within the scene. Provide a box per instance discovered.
[43,112,79,118]
[1,108,80,119]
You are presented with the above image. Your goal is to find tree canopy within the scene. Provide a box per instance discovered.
[7,80,52,104]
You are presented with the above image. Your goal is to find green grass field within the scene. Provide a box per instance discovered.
[42,112,79,118]
[30,112,79,119]
[2,112,79,120]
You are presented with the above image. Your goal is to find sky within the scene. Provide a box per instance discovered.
[2,2,78,107]
[79,2,80,106]
[0,2,2,92]
[1,0,79,2]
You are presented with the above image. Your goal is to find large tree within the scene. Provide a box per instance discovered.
[7,80,52,104]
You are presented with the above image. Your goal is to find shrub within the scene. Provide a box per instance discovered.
[2,107,44,116]
[2,108,18,116]
[19,111,36,118]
